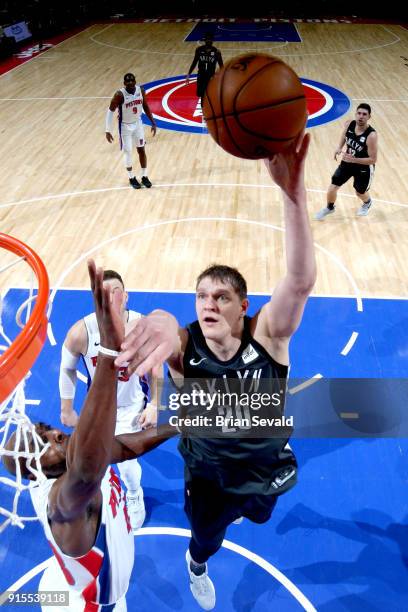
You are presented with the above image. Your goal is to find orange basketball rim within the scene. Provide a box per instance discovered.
[0,233,49,403]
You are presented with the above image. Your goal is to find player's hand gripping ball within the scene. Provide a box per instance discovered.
[202,53,307,159]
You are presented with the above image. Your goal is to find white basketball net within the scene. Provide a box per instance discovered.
[0,384,49,533]
[0,273,49,533]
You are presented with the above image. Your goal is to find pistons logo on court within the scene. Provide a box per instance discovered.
[142,74,350,133]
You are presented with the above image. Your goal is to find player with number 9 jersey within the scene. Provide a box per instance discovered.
[105,72,157,189]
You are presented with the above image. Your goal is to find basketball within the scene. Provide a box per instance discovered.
[202,53,307,160]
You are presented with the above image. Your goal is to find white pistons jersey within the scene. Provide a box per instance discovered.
[119,86,143,124]
[82,310,148,414]
[30,467,134,609]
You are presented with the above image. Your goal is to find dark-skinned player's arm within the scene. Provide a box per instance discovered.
[48,260,125,523]
[141,87,157,136]
[111,423,179,464]
[105,90,124,143]
[186,48,200,83]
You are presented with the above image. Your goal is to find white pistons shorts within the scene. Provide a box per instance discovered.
[119,121,145,151]
[115,403,143,436]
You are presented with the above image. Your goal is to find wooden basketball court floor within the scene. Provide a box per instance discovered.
[1,19,408,611]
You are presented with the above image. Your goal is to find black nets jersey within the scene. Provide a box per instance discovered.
[177,317,297,496]
[195,45,222,78]
[343,120,376,165]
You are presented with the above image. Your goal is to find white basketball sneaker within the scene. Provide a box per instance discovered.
[357,200,372,216]
[315,206,336,220]
[126,488,146,533]
[186,549,216,610]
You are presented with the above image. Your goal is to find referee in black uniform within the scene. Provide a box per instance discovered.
[117,130,316,610]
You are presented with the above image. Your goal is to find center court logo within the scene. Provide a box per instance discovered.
[142,74,350,133]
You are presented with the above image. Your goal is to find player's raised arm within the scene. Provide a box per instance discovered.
[49,260,124,523]
[115,309,187,377]
[253,131,316,354]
